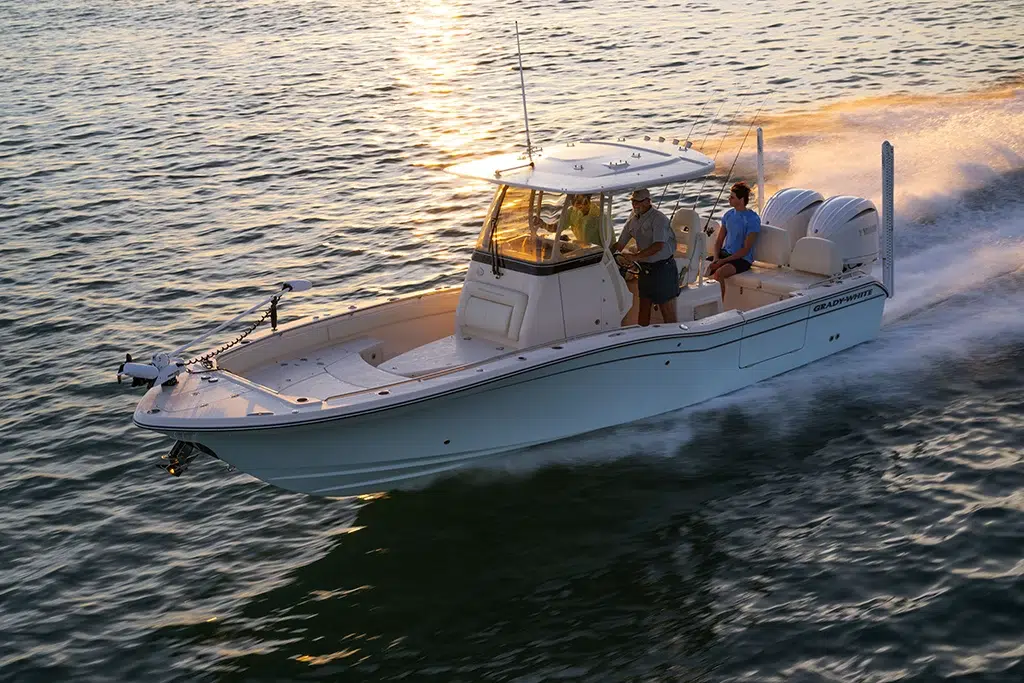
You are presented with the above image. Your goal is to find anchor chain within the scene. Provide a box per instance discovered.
[185,296,279,370]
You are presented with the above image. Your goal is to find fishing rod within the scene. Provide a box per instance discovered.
[669,99,725,214]
[702,90,774,233]
[659,93,717,210]
[689,103,747,211]
[696,100,726,152]
[684,93,716,146]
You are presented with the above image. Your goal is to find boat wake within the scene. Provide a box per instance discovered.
[758,83,1024,326]
[452,84,1024,485]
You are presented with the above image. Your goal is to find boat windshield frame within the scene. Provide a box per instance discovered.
[475,184,613,267]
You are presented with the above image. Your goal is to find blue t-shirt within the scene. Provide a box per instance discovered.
[721,208,761,263]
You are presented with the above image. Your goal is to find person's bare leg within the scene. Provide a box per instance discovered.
[713,263,737,303]
[638,297,653,326]
[660,297,678,323]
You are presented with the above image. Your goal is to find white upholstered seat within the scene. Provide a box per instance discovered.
[790,236,843,276]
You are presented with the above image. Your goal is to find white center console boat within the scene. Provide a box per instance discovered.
[120,135,896,496]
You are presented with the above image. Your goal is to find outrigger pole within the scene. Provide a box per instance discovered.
[684,93,716,147]
[696,100,727,153]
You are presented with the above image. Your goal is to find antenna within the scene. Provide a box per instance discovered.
[515,22,534,165]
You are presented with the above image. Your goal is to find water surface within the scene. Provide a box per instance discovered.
[1,1,1022,680]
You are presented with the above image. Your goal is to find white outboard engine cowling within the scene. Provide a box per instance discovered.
[762,188,825,251]
[807,196,880,269]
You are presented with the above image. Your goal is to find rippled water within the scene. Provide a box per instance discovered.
[1,0,1022,680]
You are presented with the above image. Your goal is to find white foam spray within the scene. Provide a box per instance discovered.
[753,86,1024,312]
[450,86,1024,484]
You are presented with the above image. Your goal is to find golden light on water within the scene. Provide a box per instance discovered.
[293,648,361,665]
[399,1,470,87]
[394,0,495,156]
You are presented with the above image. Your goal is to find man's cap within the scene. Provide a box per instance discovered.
[629,188,651,201]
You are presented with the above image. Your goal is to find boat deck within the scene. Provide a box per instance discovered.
[241,333,507,402]
[244,337,406,401]
[381,335,508,377]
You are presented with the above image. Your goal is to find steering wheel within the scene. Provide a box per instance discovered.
[614,252,640,277]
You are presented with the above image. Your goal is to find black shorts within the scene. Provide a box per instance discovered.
[719,250,752,274]
[638,257,679,304]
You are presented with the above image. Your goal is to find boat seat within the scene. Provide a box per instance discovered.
[747,265,825,295]
[707,221,803,293]
[671,208,707,287]
[790,236,843,276]
[729,235,841,296]
[729,270,763,290]
[757,223,792,267]
[671,207,701,237]
[382,334,504,378]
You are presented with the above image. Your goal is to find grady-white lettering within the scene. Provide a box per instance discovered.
[813,289,872,312]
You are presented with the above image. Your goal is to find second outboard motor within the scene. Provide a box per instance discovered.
[807,196,880,270]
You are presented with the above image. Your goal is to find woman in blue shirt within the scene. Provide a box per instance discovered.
[708,182,761,299]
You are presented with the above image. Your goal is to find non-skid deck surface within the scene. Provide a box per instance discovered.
[382,335,505,377]
[244,338,404,400]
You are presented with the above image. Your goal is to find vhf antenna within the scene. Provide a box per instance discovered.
[515,22,534,165]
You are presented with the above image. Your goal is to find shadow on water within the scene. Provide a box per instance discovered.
[197,462,726,681]
[144,389,914,682]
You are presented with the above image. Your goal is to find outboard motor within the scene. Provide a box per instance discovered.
[807,196,880,270]
[762,188,825,251]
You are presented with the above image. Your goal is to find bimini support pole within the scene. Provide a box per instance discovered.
[756,127,765,214]
[882,141,895,298]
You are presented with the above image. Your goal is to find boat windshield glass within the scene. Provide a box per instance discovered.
[476,186,607,264]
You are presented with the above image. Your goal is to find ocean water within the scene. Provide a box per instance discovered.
[1,0,1022,680]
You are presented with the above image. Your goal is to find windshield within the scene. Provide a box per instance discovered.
[476,186,607,264]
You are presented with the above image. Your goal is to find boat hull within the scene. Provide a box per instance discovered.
[150,283,887,496]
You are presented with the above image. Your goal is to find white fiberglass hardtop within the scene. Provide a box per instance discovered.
[445,136,715,193]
